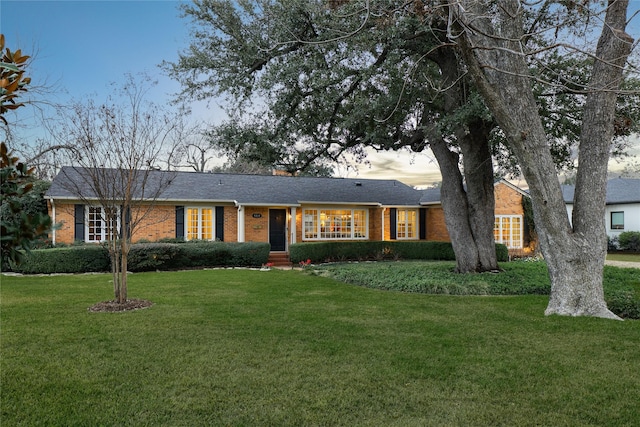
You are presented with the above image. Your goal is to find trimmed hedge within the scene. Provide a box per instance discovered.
[8,242,271,274]
[127,242,270,272]
[290,241,509,264]
[7,245,111,274]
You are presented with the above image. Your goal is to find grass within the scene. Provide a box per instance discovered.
[607,252,640,263]
[2,266,640,426]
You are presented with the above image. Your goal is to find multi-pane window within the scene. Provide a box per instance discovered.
[87,206,119,242]
[187,207,213,240]
[303,208,368,240]
[611,212,624,230]
[397,209,418,239]
[494,215,522,249]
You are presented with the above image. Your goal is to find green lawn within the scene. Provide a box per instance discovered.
[607,253,640,263]
[2,267,639,426]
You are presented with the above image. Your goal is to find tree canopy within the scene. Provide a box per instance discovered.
[167,1,638,317]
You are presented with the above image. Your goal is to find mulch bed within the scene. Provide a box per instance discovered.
[88,299,153,313]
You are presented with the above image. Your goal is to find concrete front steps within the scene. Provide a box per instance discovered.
[267,252,292,268]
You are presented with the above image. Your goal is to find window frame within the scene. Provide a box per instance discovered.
[302,207,369,241]
[85,205,121,242]
[396,208,419,240]
[185,207,215,241]
[610,211,624,230]
[494,214,523,249]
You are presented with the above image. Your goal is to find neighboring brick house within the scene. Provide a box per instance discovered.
[45,167,532,254]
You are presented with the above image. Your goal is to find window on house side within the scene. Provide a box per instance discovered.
[494,215,522,249]
[187,208,214,240]
[302,208,368,240]
[397,209,418,239]
[611,212,624,230]
[87,206,119,242]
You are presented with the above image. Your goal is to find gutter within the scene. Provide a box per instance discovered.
[297,201,383,207]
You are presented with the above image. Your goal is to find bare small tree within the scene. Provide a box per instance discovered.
[53,76,179,304]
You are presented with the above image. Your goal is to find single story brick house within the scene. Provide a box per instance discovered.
[419,179,532,252]
[45,167,533,253]
[563,178,640,239]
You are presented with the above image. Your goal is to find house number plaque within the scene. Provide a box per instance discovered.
[252,213,262,218]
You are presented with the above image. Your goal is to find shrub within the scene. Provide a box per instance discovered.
[290,241,508,264]
[9,245,110,274]
[127,242,270,271]
[10,242,271,274]
[127,243,186,271]
[618,231,640,252]
[606,290,640,319]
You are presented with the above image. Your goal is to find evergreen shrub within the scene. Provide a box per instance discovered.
[8,245,110,274]
[9,242,270,274]
[617,231,640,252]
[289,241,509,264]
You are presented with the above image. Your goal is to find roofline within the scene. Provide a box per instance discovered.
[46,196,240,205]
[235,202,301,208]
[495,179,530,197]
[297,201,383,207]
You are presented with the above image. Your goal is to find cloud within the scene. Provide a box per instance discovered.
[352,148,442,188]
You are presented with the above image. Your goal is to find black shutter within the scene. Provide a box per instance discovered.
[419,208,427,240]
[74,204,85,241]
[175,206,184,239]
[389,208,397,240]
[215,206,225,241]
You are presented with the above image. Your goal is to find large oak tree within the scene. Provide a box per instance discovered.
[451,0,635,318]
[167,0,638,318]
[166,0,502,273]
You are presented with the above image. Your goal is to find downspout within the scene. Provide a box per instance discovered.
[49,198,56,245]
[381,207,386,242]
[235,201,245,242]
[290,207,297,246]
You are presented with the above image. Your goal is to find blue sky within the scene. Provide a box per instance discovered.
[1,1,223,118]
[1,1,639,186]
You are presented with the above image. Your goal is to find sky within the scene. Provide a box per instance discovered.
[1,0,639,188]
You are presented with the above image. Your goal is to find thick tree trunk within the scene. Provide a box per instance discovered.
[459,120,497,271]
[430,138,480,273]
[427,47,499,273]
[430,135,498,273]
[453,0,633,318]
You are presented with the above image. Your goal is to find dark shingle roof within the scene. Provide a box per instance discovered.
[562,178,640,204]
[46,166,423,206]
[419,187,441,205]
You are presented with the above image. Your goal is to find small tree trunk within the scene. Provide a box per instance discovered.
[119,239,128,304]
